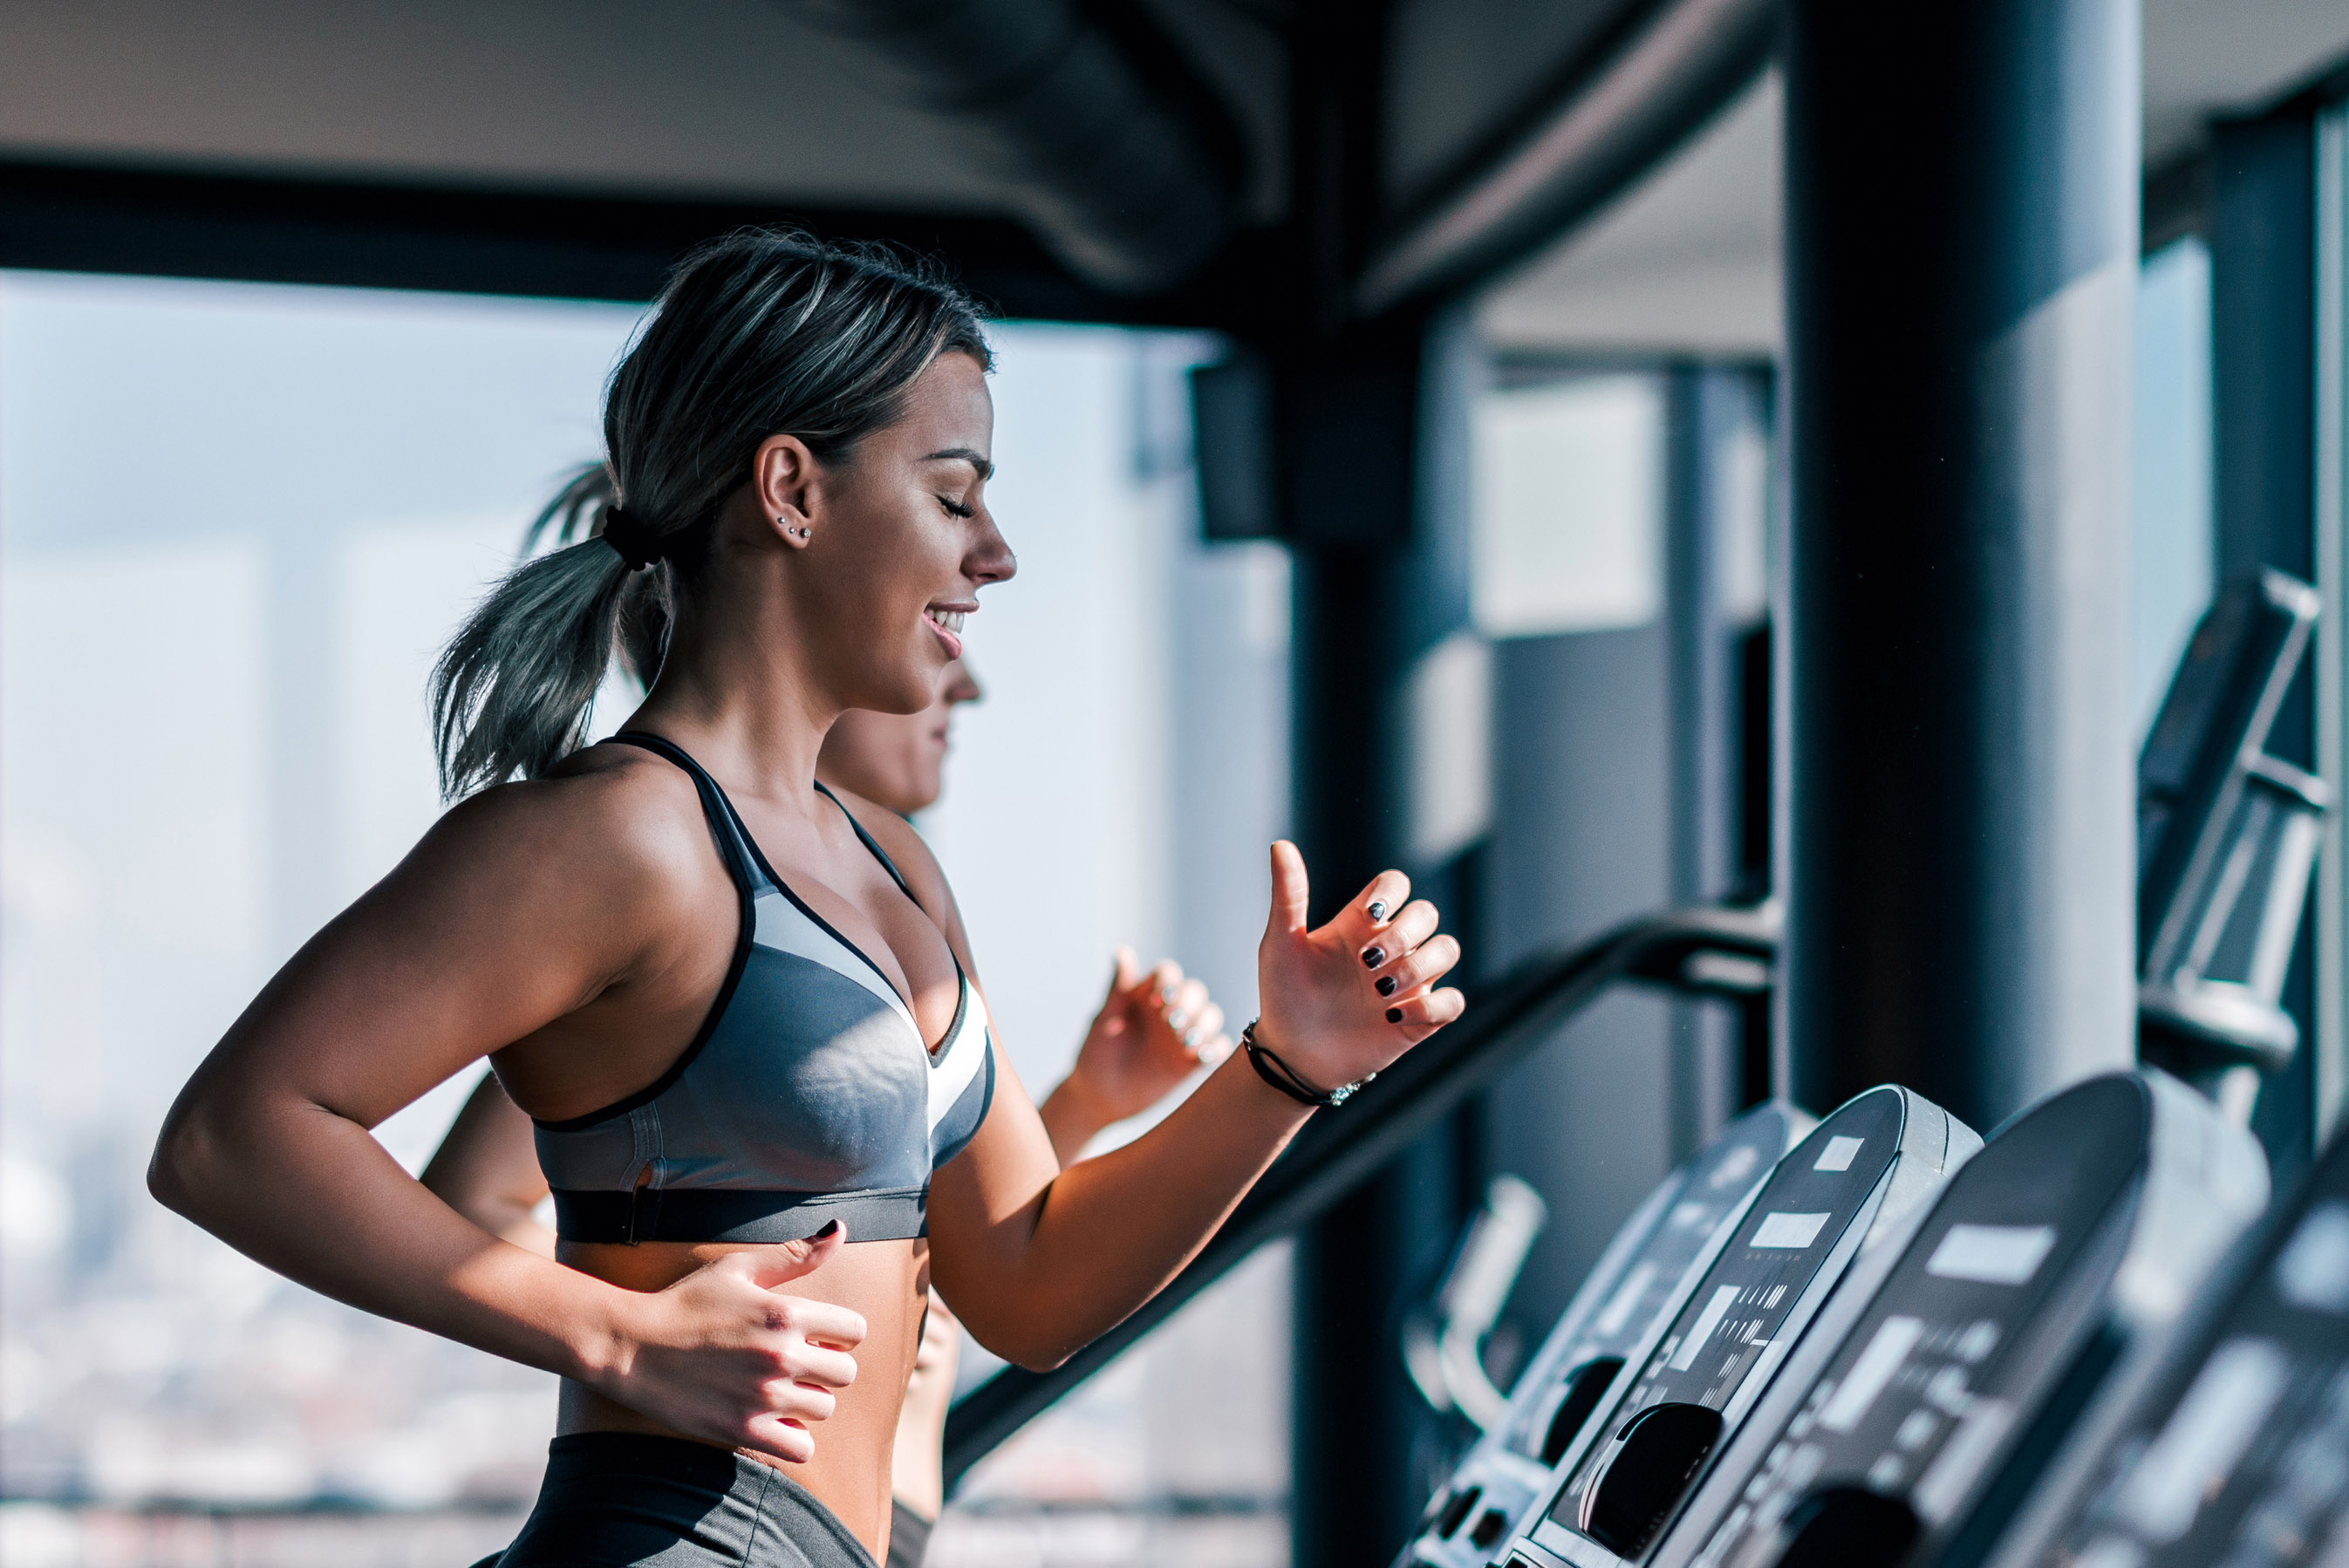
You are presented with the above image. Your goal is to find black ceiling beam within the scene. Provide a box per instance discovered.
[1353,0,1775,316]
[0,159,1283,331]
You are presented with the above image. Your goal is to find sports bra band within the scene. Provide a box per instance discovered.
[551,1185,927,1246]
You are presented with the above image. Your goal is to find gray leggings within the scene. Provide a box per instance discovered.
[494,1435,879,1568]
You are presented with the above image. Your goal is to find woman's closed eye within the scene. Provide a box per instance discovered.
[938,496,975,519]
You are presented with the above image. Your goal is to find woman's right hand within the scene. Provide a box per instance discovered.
[597,1224,868,1463]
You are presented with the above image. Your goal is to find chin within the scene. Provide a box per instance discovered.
[864,668,939,716]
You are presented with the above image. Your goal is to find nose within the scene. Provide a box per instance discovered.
[967,510,1016,586]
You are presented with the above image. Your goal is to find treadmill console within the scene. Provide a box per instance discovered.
[1407,1102,1813,1568]
[1653,1072,2265,1568]
[1516,1085,1978,1568]
[2134,571,2328,1084]
[1989,1115,2349,1568]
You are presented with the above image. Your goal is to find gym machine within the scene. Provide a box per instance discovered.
[1395,573,2326,1568]
[1620,1071,2267,1568]
[1409,1103,1813,1565]
[2136,571,2328,1116]
[1484,1087,1977,1568]
[1984,1112,2349,1568]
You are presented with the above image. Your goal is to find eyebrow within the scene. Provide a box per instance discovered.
[922,447,995,481]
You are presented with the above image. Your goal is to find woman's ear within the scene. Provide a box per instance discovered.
[754,433,821,549]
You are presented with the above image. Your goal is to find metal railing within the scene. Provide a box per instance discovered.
[941,902,1780,1484]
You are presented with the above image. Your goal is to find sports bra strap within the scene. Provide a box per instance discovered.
[609,733,925,917]
[604,732,761,892]
[813,780,925,912]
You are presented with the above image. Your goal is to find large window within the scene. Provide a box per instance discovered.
[0,271,1292,1565]
[2132,236,2217,737]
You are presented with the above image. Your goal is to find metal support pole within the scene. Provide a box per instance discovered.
[2211,110,2324,1177]
[1782,0,2140,1128]
[1665,365,1772,1149]
[1279,5,1481,1558]
[1285,315,1478,1567]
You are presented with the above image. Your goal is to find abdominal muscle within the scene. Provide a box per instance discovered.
[557,1234,930,1558]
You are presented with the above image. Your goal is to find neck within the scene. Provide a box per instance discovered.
[625,562,842,806]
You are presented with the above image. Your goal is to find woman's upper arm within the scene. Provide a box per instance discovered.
[174,769,685,1132]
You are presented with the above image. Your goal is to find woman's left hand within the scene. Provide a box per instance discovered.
[1069,949,1232,1123]
[1251,840,1464,1099]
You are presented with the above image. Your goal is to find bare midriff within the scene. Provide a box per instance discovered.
[558,1234,930,1559]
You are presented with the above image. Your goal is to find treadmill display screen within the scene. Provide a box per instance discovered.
[1547,1089,1910,1553]
[1504,1108,1799,1465]
[2052,1135,2349,1568]
[1409,1105,1806,1568]
[1684,1074,2150,1568]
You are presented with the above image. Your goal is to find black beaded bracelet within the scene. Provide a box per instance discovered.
[1241,1020,1376,1108]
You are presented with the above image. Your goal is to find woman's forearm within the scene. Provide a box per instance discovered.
[421,1074,558,1258]
[935,1048,1310,1367]
[152,1085,630,1384]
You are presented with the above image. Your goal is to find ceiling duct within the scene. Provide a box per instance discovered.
[780,0,1245,296]
[1356,0,1776,314]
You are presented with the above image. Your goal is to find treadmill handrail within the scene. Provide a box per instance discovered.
[941,902,1780,1485]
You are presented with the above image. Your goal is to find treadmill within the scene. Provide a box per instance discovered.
[2135,570,2328,1113]
[1980,1115,2349,1568]
[1406,1101,1813,1566]
[1631,1070,2266,1568]
[1474,574,2320,1568]
[1506,1086,1978,1568]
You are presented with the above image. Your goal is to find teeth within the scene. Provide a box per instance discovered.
[931,610,966,634]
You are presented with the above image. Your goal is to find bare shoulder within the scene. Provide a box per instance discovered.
[385,742,720,917]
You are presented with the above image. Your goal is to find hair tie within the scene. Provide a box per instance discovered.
[602,507,662,572]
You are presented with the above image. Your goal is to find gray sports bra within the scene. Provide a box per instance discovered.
[536,732,994,1245]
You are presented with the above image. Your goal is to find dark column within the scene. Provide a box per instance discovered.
[1282,6,1472,1562]
[1783,0,2140,1128]
[2210,111,2322,1179]
[1284,317,1478,1568]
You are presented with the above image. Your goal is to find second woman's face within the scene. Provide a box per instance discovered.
[794,351,1014,716]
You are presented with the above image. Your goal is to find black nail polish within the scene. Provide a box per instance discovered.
[1362,946,1385,968]
[814,1219,843,1238]
[1385,1007,1404,1024]
[1376,975,1397,997]
[1366,899,1389,922]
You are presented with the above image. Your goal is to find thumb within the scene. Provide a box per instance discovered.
[734,1221,845,1289]
[1266,840,1311,938]
[1109,944,1141,998]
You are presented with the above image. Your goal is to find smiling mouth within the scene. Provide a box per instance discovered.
[924,604,971,658]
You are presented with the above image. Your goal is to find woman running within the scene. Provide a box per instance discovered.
[149,231,1463,1568]
[424,658,1233,1566]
